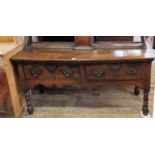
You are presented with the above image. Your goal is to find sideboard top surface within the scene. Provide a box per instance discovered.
[11,47,155,63]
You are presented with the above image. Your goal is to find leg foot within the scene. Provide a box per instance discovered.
[27,105,34,115]
[140,111,151,118]
[25,90,34,115]
[142,90,149,116]
[38,85,45,94]
[134,86,140,96]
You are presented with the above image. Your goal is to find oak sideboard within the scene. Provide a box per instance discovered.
[11,36,155,116]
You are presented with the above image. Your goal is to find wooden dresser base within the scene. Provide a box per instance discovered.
[11,47,155,116]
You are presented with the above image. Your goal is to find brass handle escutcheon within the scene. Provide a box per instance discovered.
[45,64,56,72]
[61,68,73,77]
[30,66,42,77]
[128,68,137,75]
[93,70,105,77]
[110,64,121,71]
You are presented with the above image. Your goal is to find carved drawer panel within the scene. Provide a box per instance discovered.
[55,65,81,82]
[86,64,125,80]
[23,64,55,80]
[124,63,146,79]
[86,63,146,81]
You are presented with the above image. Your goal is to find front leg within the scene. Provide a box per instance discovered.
[25,90,34,115]
[142,89,149,116]
[134,86,140,96]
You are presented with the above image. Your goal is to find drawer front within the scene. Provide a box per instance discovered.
[55,65,81,82]
[23,64,55,80]
[125,63,146,79]
[86,63,146,81]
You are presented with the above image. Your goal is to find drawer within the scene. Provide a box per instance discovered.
[23,64,55,80]
[55,64,81,82]
[86,63,146,81]
[124,63,146,79]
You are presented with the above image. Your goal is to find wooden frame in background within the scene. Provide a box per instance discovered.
[0,36,25,117]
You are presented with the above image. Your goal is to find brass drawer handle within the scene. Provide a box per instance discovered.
[93,70,105,77]
[30,66,42,77]
[128,68,137,75]
[110,64,121,71]
[61,68,73,77]
[45,64,56,72]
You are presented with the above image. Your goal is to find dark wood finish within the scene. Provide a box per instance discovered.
[25,90,33,114]
[11,48,155,62]
[142,90,149,115]
[86,63,146,81]
[134,86,140,95]
[23,64,55,80]
[11,37,155,116]
[55,64,81,82]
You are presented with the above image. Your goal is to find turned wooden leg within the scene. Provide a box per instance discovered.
[25,90,34,115]
[142,90,149,116]
[134,86,140,96]
[38,85,45,94]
